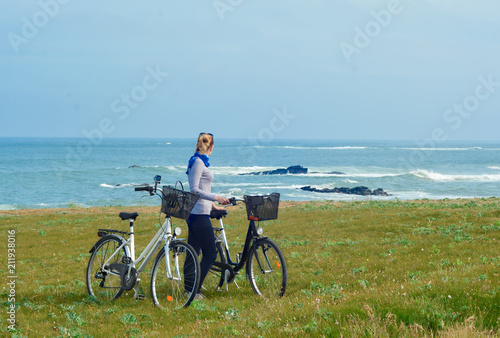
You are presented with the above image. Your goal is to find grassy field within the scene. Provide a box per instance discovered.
[1,198,499,337]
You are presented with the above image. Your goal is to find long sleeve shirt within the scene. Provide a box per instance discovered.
[187,158,216,215]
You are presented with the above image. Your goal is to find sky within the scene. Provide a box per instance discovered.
[1,0,500,141]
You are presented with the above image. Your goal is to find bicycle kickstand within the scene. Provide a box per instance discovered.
[222,270,240,291]
[223,270,230,292]
[133,280,146,301]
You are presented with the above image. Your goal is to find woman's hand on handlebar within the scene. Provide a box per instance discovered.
[215,196,231,205]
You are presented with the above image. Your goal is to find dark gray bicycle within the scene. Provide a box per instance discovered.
[204,193,287,298]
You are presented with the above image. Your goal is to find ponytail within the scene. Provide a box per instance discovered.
[195,133,214,154]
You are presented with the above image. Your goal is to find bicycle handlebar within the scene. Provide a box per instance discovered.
[134,176,246,203]
[135,185,154,195]
[229,197,244,206]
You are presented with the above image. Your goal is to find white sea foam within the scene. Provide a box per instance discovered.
[211,166,278,175]
[0,204,16,210]
[252,145,368,150]
[115,165,162,170]
[396,147,482,151]
[343,179,358,184]
[348,173,401,178]
[282,146,367,150]
[214,182,282,187]
[302,171,400,178]
[411,170,500,182]
[164,165,186,172]
[488,166,500,170]
[100,183,138,189]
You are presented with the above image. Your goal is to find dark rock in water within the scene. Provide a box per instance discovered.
[242,165,347,176]
[129,165,141,168]
[328,171,346,175]
[286,165,308,174]
[241,165,308,175]
[372,188,388,196]
[264,168,289,175]
[300,186,390,196]
[350,186,372,195]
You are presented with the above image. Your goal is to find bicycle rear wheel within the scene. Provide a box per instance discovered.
[86,235,129,301]
[247,238,287,297]
[150,241,200,308]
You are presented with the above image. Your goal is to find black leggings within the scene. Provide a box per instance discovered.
[184,214,216,293]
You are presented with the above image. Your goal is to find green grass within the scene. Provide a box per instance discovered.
[1,198,500,337]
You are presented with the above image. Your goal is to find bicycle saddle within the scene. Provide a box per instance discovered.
[119,212,139,221]
[210,210,227,220]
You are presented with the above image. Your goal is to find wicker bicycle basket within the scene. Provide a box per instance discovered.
[243,193,280,221]
[161,183,199,220]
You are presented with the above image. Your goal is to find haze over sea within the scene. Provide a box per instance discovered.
[1,138,499,210]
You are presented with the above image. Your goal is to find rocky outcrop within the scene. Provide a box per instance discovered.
[241,165,308,175]
[300,186,390,196]
[241,165,347,176]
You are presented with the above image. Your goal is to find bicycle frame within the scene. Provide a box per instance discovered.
[216,217,262,274]
[99,215,180,297]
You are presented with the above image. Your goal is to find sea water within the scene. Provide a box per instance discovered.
[0,138,499,210]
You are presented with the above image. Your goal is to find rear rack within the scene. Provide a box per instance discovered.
[98,229,129,237]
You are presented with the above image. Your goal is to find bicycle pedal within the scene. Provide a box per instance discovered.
[135,294,146,301]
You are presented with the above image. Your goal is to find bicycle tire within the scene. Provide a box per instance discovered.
[247,238,287,298]
[150,241,201,308]
[202,241,227,293]
[86,235,129,301]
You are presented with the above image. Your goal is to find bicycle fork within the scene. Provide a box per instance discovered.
[254,246,274,274]
[163,234,182,281]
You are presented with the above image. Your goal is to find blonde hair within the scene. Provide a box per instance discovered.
[195,133,214,154]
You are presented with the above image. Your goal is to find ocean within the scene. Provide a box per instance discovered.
[0,138,499,210]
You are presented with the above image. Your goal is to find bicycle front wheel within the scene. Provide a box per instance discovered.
[150,241,200,308]
[86,235,129,301]
[247,238,287,298]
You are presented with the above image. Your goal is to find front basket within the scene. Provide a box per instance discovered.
[161,185,199,220]
[243,193,280,221]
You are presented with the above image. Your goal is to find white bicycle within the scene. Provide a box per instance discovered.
[85,175,201,308]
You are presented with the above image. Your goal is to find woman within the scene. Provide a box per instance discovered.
[185,133,229,298]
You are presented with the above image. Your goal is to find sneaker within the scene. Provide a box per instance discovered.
[194,293,205,300]
[184,291,205,300]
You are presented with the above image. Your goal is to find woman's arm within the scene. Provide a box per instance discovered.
[212,202,226,210]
